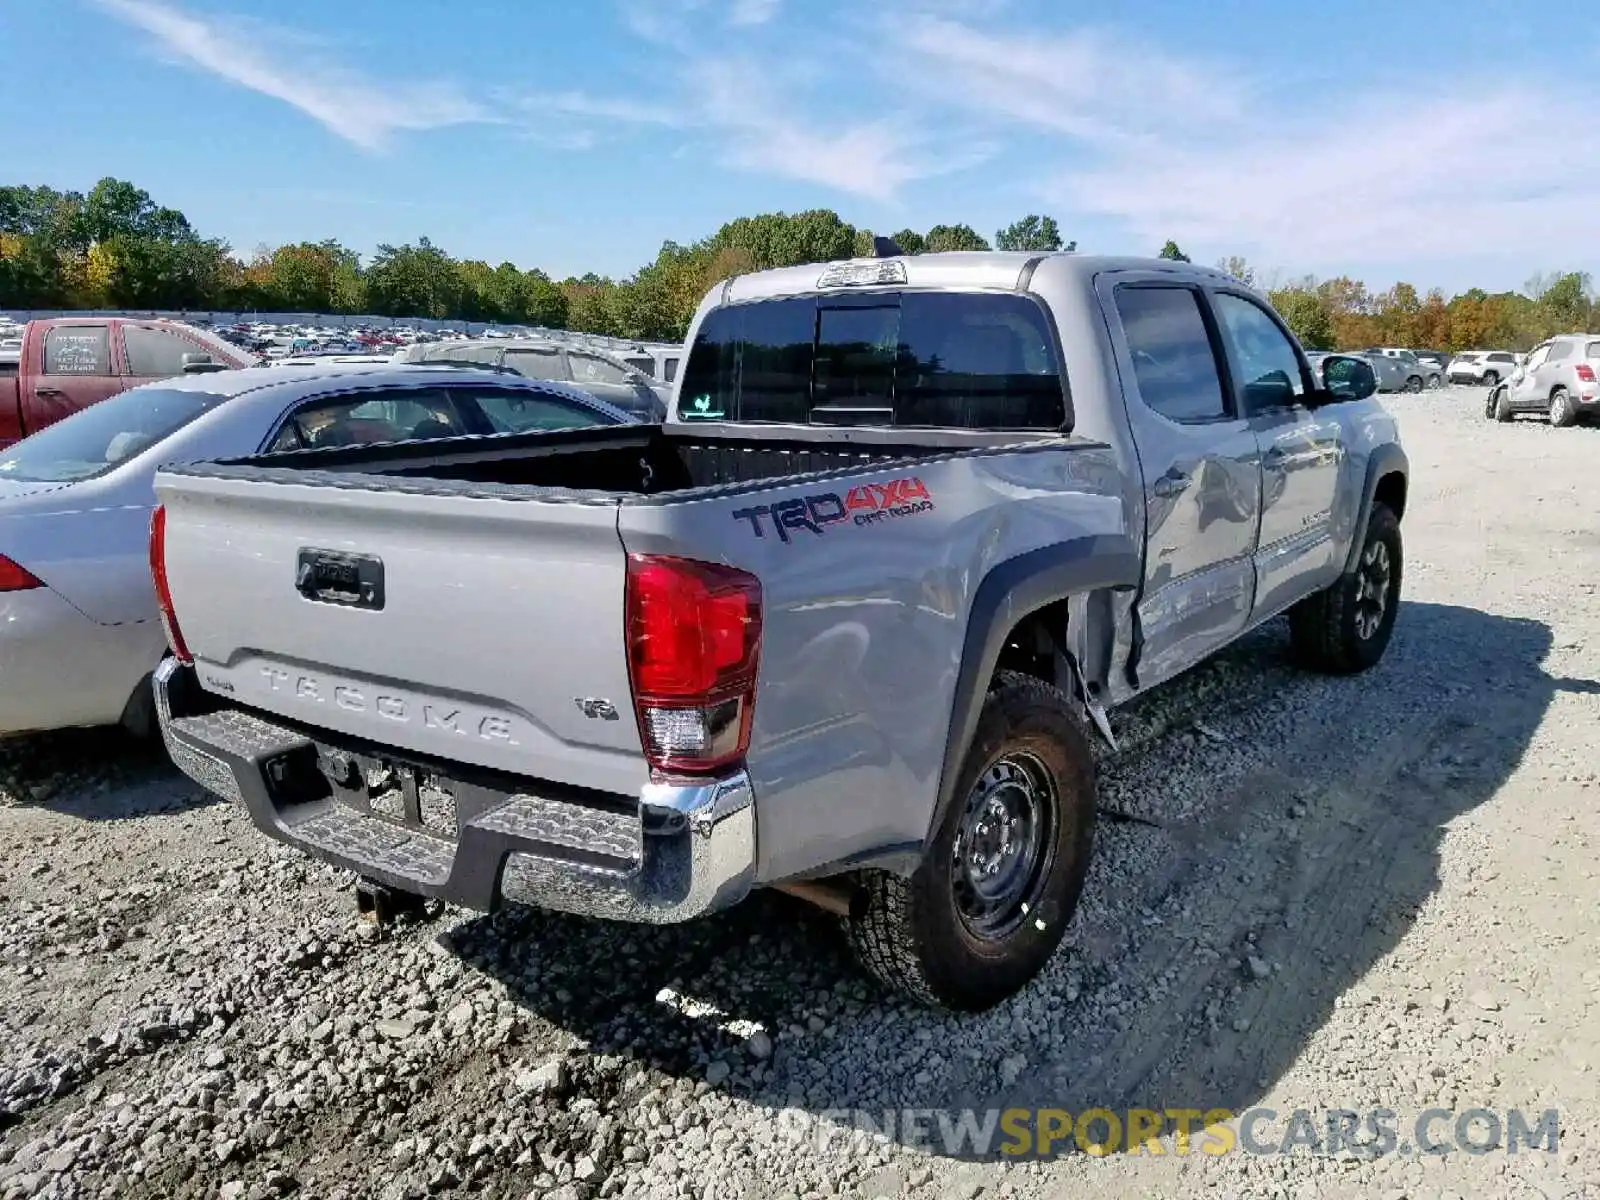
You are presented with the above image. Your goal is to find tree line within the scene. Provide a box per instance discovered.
[3,178,1595,350]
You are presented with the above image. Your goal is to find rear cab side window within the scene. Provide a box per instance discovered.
[452,386,610,433]
[1112,285,1230,423]
[266,387,472,452]
[123,324,206,377]
[43,326,111,375]
[1587,342,1600,361]
[678,291,1067,430]
[1547,341,1573,362]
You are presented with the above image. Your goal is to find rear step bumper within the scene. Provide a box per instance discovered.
[153,659,757,923]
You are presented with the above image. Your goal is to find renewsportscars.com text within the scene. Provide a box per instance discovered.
[774,1106,1561,1160]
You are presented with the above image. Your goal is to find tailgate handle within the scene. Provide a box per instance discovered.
[295,549,385,610]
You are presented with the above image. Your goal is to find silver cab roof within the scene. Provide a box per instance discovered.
[718,251,1237,305]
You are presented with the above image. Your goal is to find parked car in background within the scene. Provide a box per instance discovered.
[1448,350,1518,386]
[1486,334,1600,427]
[619,345,685,386]
[399,338,669,420]
[0,363,632,739]
[1357,352,1419,394]
[1414,350,1450,376]
[0,317,253,450]
[1364,348,1441,391]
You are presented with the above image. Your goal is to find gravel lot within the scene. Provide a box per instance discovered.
[2,386,1597,1200]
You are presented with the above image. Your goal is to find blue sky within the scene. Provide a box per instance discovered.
[3,0,1596,295]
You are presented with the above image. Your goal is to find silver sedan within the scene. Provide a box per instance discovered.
[0,364,632,737]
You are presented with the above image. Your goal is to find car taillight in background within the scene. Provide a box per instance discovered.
[625,553,762,775]
[0,555,42,593]
[1575,364,1596,384]
[148,505,193,664]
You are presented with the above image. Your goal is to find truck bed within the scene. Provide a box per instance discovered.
[178,421,1063,501]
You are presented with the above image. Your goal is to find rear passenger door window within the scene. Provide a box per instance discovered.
[1211,293,1309,412]
[505,348,566,382]
[266,388,473,452]
[1112,286,1229,423]
[123,325,205,378]
[568,353,631,386]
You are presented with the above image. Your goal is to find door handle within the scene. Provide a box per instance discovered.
[1262,447,1287,469]
[34,387,65,398]
[1152,469,1191,499]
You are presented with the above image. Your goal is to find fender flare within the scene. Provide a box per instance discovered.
[925,535,1141,847]
[1342,443,1409,574]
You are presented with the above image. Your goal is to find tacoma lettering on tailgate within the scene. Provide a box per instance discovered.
[732,477,934,543]
[258,668,518,744]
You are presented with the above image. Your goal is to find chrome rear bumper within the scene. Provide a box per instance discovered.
[154,659,756,923]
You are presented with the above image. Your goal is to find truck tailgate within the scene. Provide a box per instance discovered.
[154,469,647,796]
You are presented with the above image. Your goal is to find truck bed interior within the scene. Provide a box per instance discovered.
[231,423,1054,497]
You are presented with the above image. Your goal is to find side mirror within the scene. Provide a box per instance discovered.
[1318,355,1377,403]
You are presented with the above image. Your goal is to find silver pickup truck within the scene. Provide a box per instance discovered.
[150,252,1408,1010]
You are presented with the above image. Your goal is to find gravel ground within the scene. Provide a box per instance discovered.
[1,386,1597,1200]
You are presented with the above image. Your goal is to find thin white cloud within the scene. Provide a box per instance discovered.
[1050,85,1600,272]
[895,12,1600,279]
[694,59,973,200]
[98,0,489,151]
[522,91,682,127]
[728,0,781,26]
[899,15,1246,146]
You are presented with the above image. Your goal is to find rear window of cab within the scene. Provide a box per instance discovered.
[679,291,1069,431]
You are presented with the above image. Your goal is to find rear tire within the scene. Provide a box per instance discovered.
[845,672,1096,1011]
[1427,373,1443,390]
[1405,375,1424,393]
[1482,370,1500,387]
[1549,387,1577,428]
[1290,502,1402,674]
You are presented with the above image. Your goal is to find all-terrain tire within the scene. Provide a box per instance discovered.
[1290,502,1402,674]
[845,672,1096,1011]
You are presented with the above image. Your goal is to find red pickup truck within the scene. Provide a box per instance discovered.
[0,317,254,449]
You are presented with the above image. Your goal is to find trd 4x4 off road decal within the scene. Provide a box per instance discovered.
[732,477,935,543]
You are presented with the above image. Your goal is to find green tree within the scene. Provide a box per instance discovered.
[924,223,991,253]
[364,237,461,319]
[1267,287,1334,349]
[994,215,1068,252]
[889,228,926,255]
[1158,240,1190,262]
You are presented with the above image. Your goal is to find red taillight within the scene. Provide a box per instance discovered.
[0,555,43,593]
[625,554,762,775]
[1575,363,1596,384]
[148,505,192,664]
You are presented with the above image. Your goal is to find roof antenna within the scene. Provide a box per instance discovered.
[870,235,904,258]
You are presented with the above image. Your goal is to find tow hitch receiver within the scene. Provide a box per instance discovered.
[355,877,435,937]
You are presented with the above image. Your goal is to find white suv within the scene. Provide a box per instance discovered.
[1448,350,1519,386]
[1487,335,1600,427]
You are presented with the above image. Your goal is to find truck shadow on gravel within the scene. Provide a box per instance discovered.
[0,728,209,821]
[448,600,1579,1157]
